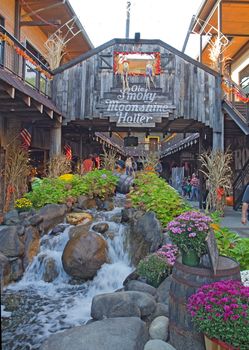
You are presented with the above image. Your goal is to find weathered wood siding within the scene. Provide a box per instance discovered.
[52,41,219,129]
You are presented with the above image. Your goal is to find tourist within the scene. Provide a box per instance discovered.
[92,153,100,169]
[81,155,94,173]
[125,157,133,176]
[190,173,200,201]
[155,161,162,176]
[241,184,249,225]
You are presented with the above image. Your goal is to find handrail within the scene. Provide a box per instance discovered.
[233,158,249,210]
[0,24,52,75]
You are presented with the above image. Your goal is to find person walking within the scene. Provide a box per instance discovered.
[125,157,133,177]
[241,184,249,225]
[190,173,200,201]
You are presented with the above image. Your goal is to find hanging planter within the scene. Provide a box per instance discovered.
[204,336,239,350]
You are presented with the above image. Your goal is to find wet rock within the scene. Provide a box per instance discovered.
[144,340,176,350]
[9,258,23,281]
[40,317,148,350]
[50,224,69,235]
[128,211,163,265]
[16,225,25,236]
[102,199,114,211]
[3,210,20,225]
[43,257,59,282]
[68,224,90,239]
[104,231,115,240]
[23,226,40,269]
[38,204,67,233]
[124,280,157,298]
[0,252,11,285]
[91,291,156,320]
[76,195,89,209]
[157,276,172,305]
[0,226,24,257]
[121,208,137,222]
[92,223,109,234]
[62,230,107,279]
[123,270,139,285]
[148,303,169,321]
[66,212,93,225]
[149,316,169,341]
[29,214,43,226]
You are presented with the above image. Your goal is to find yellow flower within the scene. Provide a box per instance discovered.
[59,174,74,181]
[15,198,32,209]
[210,223,220,231]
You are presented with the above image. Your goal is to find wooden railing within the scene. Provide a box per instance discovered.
[233,158,249,210]
[0,25,53,97]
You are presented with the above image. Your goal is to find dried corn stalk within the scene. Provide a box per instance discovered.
[47,154,71,178]
[45,34,66,70]
[101,147,117,171]
[199,150,232,213]
[138,152,160,172]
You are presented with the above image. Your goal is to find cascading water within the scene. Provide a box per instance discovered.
[1,202,133,350]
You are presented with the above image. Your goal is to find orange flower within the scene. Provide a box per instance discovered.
[210,223,220,231]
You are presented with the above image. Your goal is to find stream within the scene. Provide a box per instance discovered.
[1,197,133,350]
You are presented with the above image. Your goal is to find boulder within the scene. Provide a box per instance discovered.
[149,303,169,321]
[91,291,156,320]
[43,257,59,282]
[77,197,97,210]
[128,211,163,265]
[50,224,69,236]
[157,276,172,305]
[0,226,24,257]
[68,224,91,240]
[3,209,20,225]
[62,230,107,279]
[144,340,176,350]
[124,280,157,298]
[149,316,169,341]
[40,317,148,350]
[66,212,93,225]
[29,214,43,226]
[23,226,40,269]
[102,199,114,211]
[92,223,109,234]
[0,252,11,285]
[9,257,23,281]
[38,204,67,233]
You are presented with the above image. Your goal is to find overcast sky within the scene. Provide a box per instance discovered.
[70,0,203,58]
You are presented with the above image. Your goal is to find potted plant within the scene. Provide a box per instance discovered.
[188,280,249,350]
[166,211,212,266]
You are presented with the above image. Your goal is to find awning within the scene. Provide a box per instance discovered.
[161,133,199,157]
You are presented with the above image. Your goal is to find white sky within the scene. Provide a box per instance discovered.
[70,0,203,58]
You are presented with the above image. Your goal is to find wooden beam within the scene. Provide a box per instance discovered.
[21,2,65,20]
[45,109,53,119]
[23,96,31,107]
[20,20,61,27]
[6,87,15,99]
[34,103,43,114]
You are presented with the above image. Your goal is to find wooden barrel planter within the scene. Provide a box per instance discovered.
[115,174,134,194]
[169,256,241,350]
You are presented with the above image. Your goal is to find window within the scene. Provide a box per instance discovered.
[0,16,5,66]
[239,65,249,94]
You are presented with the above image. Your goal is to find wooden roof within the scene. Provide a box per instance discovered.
[193,0,249,65]
[20,0,94,62]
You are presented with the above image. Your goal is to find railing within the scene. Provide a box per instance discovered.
[0,25,53,97]
[233,158,249,210]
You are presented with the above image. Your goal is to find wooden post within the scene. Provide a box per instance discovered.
[199,35,202,63]
[14,0,21,74]
[198,129,203,209]
[50,121,61,156]
[213,76,224,151]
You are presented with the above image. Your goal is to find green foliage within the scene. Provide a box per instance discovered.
[26,170,118,208]
[214,225,249,271]
[137,254,169,287]
[129,172,189,226]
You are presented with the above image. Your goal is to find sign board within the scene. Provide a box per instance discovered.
[206,229,219,275]
[100,84,175,128]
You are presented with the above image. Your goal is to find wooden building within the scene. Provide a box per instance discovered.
[0,0,93,210]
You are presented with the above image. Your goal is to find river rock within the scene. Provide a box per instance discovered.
[9,257,23,281]
[91,291,156,320]
[3,209,20,225]
[68,224,90,239]
[0,226,24,257]
[50,224,69,235]
[23,226,40,269]
[149,316,169,341]
[66,212,93,225]
[40,317,148,350]
[38,204,67,233]
[149,303,169,321]
[92,223,109,234]
[62,230,107,279]
[0,252,11,285]
[43,257,59,282]
[157,276,172,305]
[144,340,176,350]
[128,211,163,265]
[29,214,43,226]
[124,280,157,298]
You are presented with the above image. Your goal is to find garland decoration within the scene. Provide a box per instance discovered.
[0,32,53,79]
[222,78,249,103]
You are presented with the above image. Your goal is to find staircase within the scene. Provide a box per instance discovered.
[233,102,249,123]
[233,158,249,210]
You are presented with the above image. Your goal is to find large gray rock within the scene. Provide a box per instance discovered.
[0,252,11,285]
[124,280,157,298]
[42,257,59,282]
[149,316,169,341]
[128,211,163,265]
[62,228,107,280]
[9,257,23,281]
[38,204,67,233]
[92,223,109,234]
[91,291,156,320]
[157,276,172,305]
[144,340,176,350]
[3,209,20,225]
[40,317,148,350]
[149,303,169,321]
[23,226,40,269]
[0,226,24,257]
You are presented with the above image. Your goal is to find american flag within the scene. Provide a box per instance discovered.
[64,144,72,160]
[20,127,32,150]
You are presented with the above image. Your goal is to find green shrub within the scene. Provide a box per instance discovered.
[26,170,118,208]
[129,172,189,226]
[137,254,169,287]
